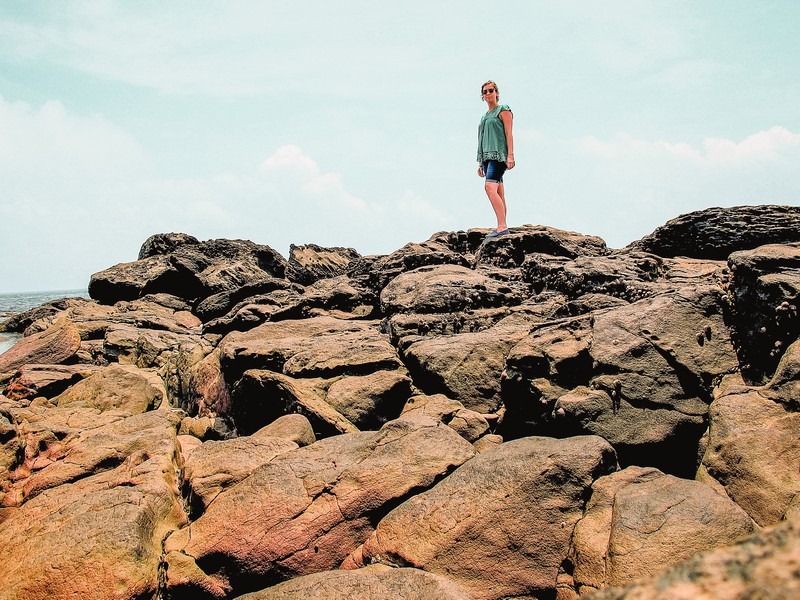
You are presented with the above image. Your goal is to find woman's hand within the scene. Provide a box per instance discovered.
[506,157,515,169]
[477,165,485,177]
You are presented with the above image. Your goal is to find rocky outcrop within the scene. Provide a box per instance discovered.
[626,204,800,259]
[1,205,799,600]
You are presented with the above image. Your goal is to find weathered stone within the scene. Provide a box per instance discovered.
[726,242,800,382]
[325,369,412,430]
[219,316,402,383]
[3,364,102,401]
[89,237,289,305]
[234,565,471,600]
[0,297,90,334]
[398,394,491,443]
[627,204,800,260]
[380,264,526,316]
[561,466,756,595]
[0,317,81,375]
[401,312,534,413]
[503,285,738,476]
[51,363,166,414]
[138,232,200,259]
[195,278,301,322]
[287,243,362,285]
[0,411,185,600]
[475,224,610,269]
[183,433,298,513]
[698,369,800,526]
[231,370,358,438]
[345,435,617,600]
[256,413,316,447]
[586,515,800,600]
[165,418,476,598]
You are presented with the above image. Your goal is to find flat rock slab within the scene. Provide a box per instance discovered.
[345,435,617,600]
[235,566,471,600]
[0,316,81,375]
[219,316,402,381]
[165,419,476,598]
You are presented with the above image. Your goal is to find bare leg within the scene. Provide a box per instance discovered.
[485,181,508,231]
[498,182,507,221]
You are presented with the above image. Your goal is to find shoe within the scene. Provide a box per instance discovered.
[485,228,510,239]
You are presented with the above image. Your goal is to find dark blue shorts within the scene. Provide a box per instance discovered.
[482,160,507,183]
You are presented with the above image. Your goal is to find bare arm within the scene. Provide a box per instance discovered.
[500,110,515,169]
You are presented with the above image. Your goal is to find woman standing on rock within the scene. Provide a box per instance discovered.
[477,80,515,238]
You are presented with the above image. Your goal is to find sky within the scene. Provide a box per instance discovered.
[1,1,799,293]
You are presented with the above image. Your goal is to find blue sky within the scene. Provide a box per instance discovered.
[1,1,799,293]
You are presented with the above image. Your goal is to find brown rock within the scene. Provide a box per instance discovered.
[255,413,316,447]
[402,312,534,413]
[0,316,81,375]
[562,466,756,595]
[325,369,412,429]
[3,364,102,401]
[165,418,476,598]
[586,515,800,600]
[380,264,525,315]
[399,394,490,443]
[183,433,297,512]
[234,565,471,599]
[287,243,361,285]
[345,435,617,600]
[51,363,166,414]
[698,370,800,526]
[0,411,185,600]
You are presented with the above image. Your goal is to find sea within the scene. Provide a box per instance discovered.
[0,289,88,355]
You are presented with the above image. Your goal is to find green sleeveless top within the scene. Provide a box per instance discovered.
[477,104,511,163]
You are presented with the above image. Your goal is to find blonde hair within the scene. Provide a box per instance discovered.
[481,80,500,101]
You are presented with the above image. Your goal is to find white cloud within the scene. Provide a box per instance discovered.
[261,145,319,173]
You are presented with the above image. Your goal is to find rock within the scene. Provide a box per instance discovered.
[178,416,217,439]
[138,232,200,259]
[380,264,526,316]
[0,297,90,334]
[89,237,289,305]
[474,224,610,268]
[384,307,513,350]
[195,278,301,322]
[287,243,361,285]
[401,312,534,413]
[726,242,800,382]
[325,370,412,430]
[234,565,471,599]
[0,411,186,600]
[181,347,232,418]
[231,369,359,438]
[0,316,81,375]
[560,466,756,595]
[363,235,471,292]
[503,285,739,476]
[627,204,800,259]
[3,364,102,401]
[256,413,316,447]
[521,251,665,302]
[219,316,402,383]
[51,363,166,414]
[586,515,800,600]
[164,418,476,598]
[183,432,298,513]
[698,369,800,526]
[473,433,503,453]
[399,394,490,443]
[345,435,616,600]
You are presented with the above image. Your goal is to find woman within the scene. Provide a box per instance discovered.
[476,80,515,238]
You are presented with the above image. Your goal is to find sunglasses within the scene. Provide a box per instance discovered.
[481,87,496,95]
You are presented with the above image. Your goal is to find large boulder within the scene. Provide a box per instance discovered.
[0,411,186,600]
[51,364,166,414]
[698,362,800,526]
[380,264,526,315]
[726,242,800,382]
[344,435,617,600]
[3,364,102,401]
[89,237,289,305]
[586,515,800,600]
[502,285,739,476]
[560,466,756,596]
[287,243,361,285]
[0,317,81,376]
[627,205,800,260]
[164,419,476,598]
[234,566,471,600]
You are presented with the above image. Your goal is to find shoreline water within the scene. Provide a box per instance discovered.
[0,288,87,354]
